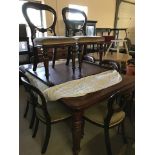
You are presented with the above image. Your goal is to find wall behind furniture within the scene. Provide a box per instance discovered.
[44,0,116,35]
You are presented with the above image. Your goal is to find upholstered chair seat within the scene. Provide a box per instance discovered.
[84,101,125,127]
[73,36,105,44]
[36,101,71,123]
[83,90,128,155]
[34,36,76,46]
[21,75,72,154]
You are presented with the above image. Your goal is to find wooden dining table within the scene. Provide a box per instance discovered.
[21,61,135,155]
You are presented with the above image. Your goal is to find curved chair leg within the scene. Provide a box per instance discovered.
[121,121,127,144]
[41,124,51,154]
[32,118,39,138]
[23,101,29,118]
[104,127,112,155]
[29,106,36,129]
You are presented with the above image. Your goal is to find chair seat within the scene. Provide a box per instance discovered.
[34,36,76,46]
[84,101,125,127]
[36,101,71,123]
[73,36,105,44]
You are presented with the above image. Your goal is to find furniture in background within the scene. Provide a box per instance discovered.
[105,39,129,55]
[21,74,71,154]
[19,24,31,65]
[96,28,129,55]
[84,90,127,155]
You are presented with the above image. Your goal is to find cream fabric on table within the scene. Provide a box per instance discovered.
[43,70,122,101]
[25,72,49,92]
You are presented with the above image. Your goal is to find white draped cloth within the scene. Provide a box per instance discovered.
[43,70,122,101]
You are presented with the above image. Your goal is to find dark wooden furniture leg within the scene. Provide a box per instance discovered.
[99,44,103,66]
[23,101,29,118]
[41,124,51,154]
[43,47,49,78]
[72,111,83,155]
[104,126,112,155]
[32,118,39,138]
[66,47,71,65]
[33,47,38,71]
[121,121,127,143]
[78,45,83,75]
[71,46,76,74]
[52,48,57,68]
[29,105,36,129]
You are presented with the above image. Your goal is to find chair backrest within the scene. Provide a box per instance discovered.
[19,70,30,84]
[104,90,126,126]
[101,60,121,73]
[20,74,51,123]
[62,7,87,36]
[22,2,57,45]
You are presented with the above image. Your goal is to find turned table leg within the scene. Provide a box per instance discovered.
[72,111,83,155]
[43,47,49,78]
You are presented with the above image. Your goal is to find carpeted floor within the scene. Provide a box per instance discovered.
[19,85,135,155]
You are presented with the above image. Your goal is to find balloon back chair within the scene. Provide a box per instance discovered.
[20,75,71,154]
[19,70,36,129]
[22,2,57,71]
[62,7,87,37]
[84,90,128,155]
[62,7,87,65]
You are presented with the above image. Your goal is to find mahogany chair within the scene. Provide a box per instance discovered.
[62,7,87,65]
[21,76,71,154]
[19,70,36,129]
[62,7,87,37]
[22,2,57,71]
[84,90,127,155]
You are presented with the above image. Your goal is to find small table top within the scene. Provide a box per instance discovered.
[104,53,132,63]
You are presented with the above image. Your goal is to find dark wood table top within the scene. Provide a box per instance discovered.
[61,75,134,110]
[21,61,135,110]
[22,61,108,86]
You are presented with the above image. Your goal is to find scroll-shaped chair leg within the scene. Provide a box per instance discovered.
[29,106,36,129]
[104,126,112,155]
[32,118,39,138]
[23,101,29,118]
[121,121,127,144]
[41,124,51,154]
